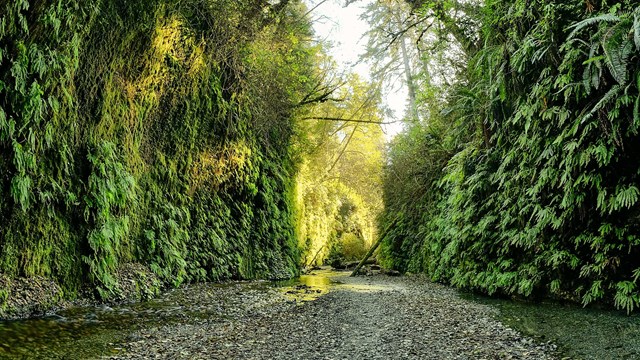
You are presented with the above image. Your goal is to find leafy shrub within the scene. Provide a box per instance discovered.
[339,233,368,262]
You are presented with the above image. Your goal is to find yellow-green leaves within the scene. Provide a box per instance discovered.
[295,75,385,266]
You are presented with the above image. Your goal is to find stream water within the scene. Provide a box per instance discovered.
[0,283,237,358]
[0,271,347,359]
[462,292,640,359]
[0,272,638,359]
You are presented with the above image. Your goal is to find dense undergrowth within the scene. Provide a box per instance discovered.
[0,0,319,300]
[380,0,640,312]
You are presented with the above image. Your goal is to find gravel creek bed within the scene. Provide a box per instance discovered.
[106,271,557,360]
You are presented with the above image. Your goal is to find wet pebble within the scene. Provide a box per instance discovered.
[110,274,557,359]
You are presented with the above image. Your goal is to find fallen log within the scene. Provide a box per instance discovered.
[331,259,375,270]
[350,237,384,276]
[350,216,399,277]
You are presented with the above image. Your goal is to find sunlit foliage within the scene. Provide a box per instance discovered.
[296,75,385,266]
[0,0,319,299]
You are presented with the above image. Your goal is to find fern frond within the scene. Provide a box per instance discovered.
[614,281,639,314]
[582,85,622,124]
[633,94,640,133]
[634,10,640,50]
[613,185,639,212]
[602,33,632,84]
[567,14,620,39]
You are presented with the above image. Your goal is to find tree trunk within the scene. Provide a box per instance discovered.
[400,36,419,121]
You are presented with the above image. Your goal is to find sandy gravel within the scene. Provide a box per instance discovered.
[111,272,557,359]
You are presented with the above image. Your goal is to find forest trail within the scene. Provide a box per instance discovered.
[112,271,556,359]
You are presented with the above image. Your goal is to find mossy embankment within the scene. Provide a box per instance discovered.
[0,0,317,317]
[378,0,640,312]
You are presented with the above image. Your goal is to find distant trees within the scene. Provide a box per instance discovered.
[359,0,482,121]
[296,74,385,266]
[360,0,421,119]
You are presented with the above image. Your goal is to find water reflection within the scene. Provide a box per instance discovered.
[278,269,343,302]
[0,283,244,359]
[277,269,396,303]
[0,316,123,358]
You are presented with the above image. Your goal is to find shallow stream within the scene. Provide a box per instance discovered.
[463,292,640,359]
[0,271,638,359]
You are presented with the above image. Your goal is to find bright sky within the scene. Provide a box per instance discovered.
[304,0,407,140]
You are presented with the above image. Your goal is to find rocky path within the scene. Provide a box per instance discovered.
[112,272,556,359]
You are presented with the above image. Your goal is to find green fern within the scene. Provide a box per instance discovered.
[614,281,639,314]
[634,9,640,50]
[567,13,620,40]
[602,30,632,84]
[612,185,639,212]
[582,85,621,124]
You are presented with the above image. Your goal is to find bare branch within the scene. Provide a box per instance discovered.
[301,116,400,125]
[304,0,331,17]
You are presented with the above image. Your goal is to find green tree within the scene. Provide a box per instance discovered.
[296,74,386,266]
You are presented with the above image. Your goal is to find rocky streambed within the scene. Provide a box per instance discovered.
[0,269,637,359]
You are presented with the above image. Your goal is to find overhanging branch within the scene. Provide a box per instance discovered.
[301,116,400,125]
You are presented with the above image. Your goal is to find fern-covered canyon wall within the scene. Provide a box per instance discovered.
[379,0,640,311]
[0,0,319,304]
